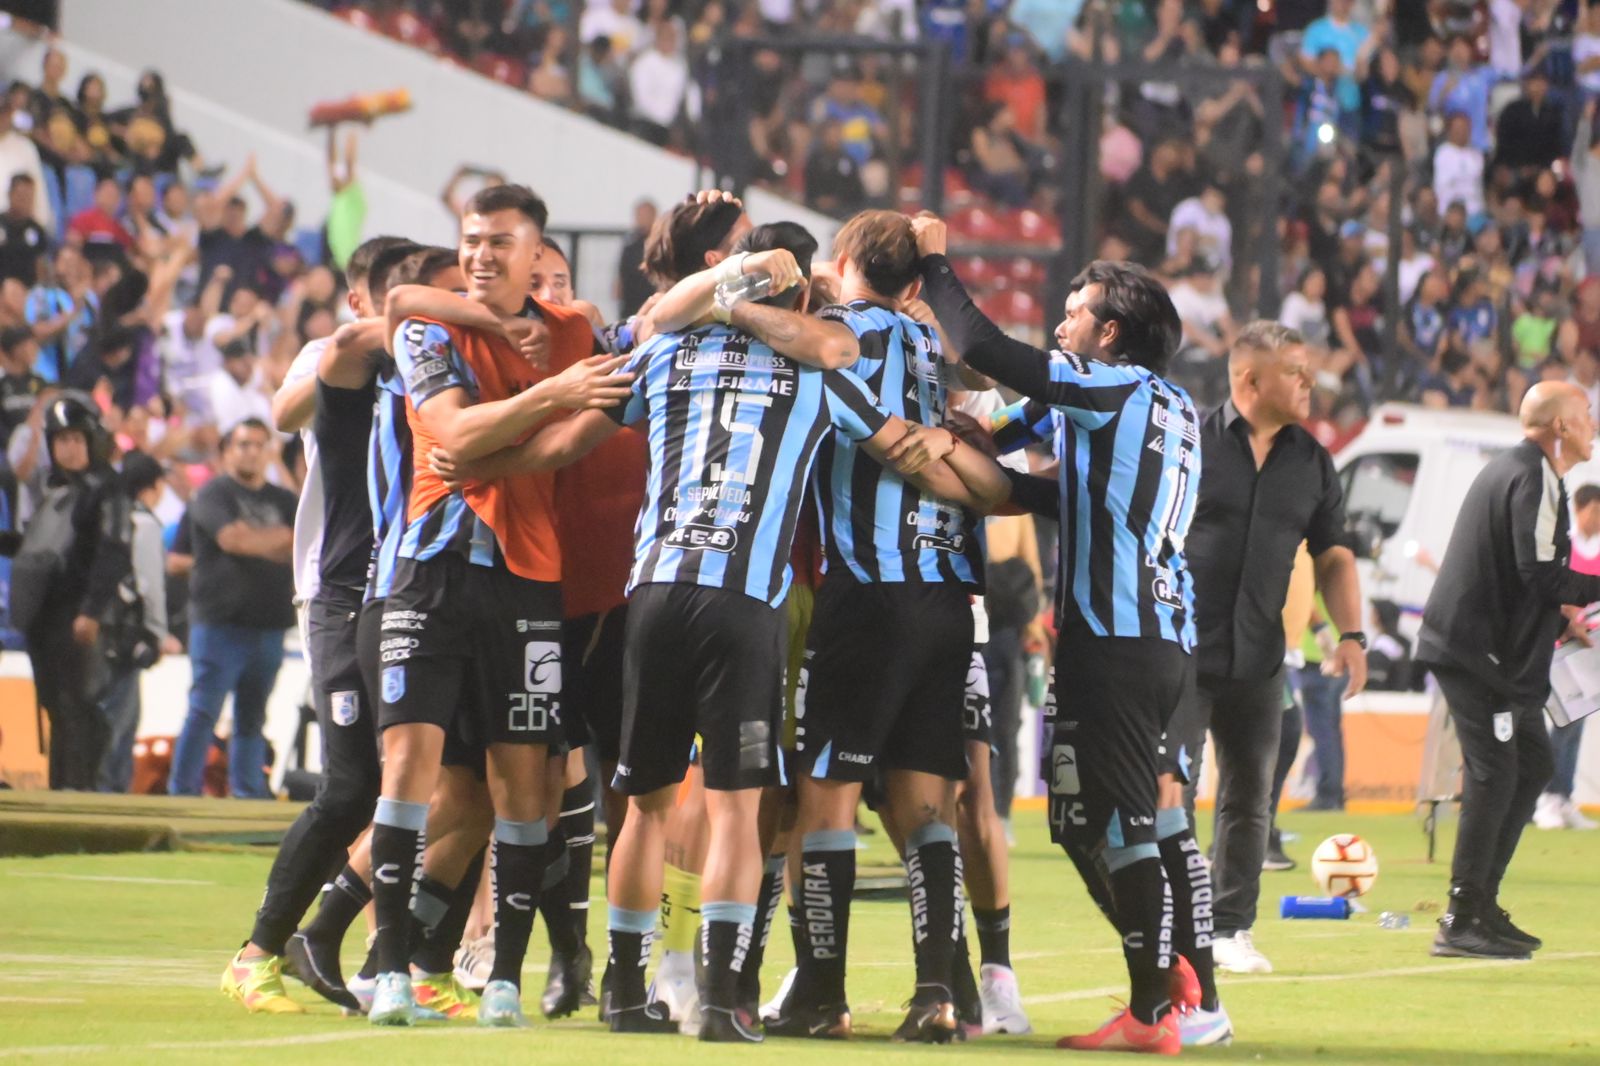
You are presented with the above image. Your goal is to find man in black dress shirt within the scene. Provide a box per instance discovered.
[1168,321,1366,976]
[1492,71,1565,188]
[1418,381,1599,960]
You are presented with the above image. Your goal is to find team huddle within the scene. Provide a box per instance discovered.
[220,183,1232,1054]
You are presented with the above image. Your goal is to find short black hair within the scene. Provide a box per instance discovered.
[365,240,425,308]
[346,234,413,288]
[9,173,33,190]
[542,238,569,264]
[1066,260,1182,375]
[1576,484,1600,510]
[0,325,32,353]
[120,449,166,495]
[463,182,549,231]
[221,417,271,450]
[389,246,459,290]
[644,196,745,286]
[732,222,818,308]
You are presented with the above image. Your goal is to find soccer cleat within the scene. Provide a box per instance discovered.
[1431,913,1531,960]
[759,966,798,1022]
[953,952,983,1037]
[1167,955,1202,1014]
[647,948,700,1033]
[1056,1007,1180,1055]
[283,932,359,1012]
[453,934,495,993]
[1533,793,1567,830]
[345,972,376,1017]
[369,971,418,1026]
[477,979,531,1028]
[413,971,480,1020]
[699,1005,764,1043]
[978,964,1032,1035]
[221,950,305,1014]
[764,999,853,1040]
[1484,906,1541,952]
[892,990,962,1044]
[608,1000,681,1034]
[1212,930,1272,974]
[1180,1003,1234,1047]
[541,945,595,1019]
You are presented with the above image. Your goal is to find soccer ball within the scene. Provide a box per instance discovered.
[1310,833,1379,898]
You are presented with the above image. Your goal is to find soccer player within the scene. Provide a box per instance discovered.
[222,235,414,1014]
[464,221,1008,1041]
[367,183,633,1028]
[915,216,1200,1056]
[768,211,1002,1044]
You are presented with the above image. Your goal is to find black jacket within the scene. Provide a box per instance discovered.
[1418,440,1600,701]
[55,463,131,623]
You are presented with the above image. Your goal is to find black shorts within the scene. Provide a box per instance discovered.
[963,646,994,751]
[361,596,479,771]
[613,582,786,796]
[378,554,565,751]
[795,574,973,783]
[1157,664,1202,782]
[1046,636,1191,852]
[560,606,628,763]
[308,588,379,777]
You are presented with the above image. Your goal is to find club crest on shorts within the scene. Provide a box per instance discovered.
[331,690,359,726]
[525,641,561,693]
[1493,711,1513,743]
[382,665,405,704]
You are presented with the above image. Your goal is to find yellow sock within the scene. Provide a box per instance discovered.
[660,863,702,955]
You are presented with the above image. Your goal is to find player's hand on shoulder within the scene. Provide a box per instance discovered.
[505,316,551,370]
[545,353,635,409]
[886,423,956,475]
[911,212,948,257]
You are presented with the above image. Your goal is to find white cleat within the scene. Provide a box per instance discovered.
[344,972,376,1017]
[978,963,1032,1035]
[1180,1003,1234,1047]
[368,972,416,1026]
[453,935,495,992]
[1212,930,1272,974]
[1534,793,1567,831]
[647,949,701,1035]
[760,967,797,1023]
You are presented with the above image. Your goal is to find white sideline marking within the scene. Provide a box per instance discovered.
[0,1028,503,1059]
[6,872,215,886]
[0,996,84,1004]
[1020,950,1600,1006]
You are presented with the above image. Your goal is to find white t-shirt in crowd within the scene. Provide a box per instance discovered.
[1167,196,1233,270]
[1432,141,1485,215]
[580,6,644,53]
[1279,292,1331,349]
[207,365,272,438]
[284,337,329,604]
[1169,281,1229,341]
[629,49,689,128]
[1576,33,1600,94]
[162,308,219,427]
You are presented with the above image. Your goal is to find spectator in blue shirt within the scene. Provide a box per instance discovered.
[809,67,886,168]
[1292,49,1356,171]
[1300,0,1373,114]
[25,245,97,385]
[1430,36,1498,151]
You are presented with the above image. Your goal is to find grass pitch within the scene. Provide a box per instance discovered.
[1,809,1595,1064]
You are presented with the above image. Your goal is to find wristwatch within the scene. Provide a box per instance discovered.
[1339,631,1368,650]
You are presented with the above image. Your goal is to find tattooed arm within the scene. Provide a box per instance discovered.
[727,299,859,369]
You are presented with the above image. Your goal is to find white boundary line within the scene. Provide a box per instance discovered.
[6,872,216,886]
[1021,950,1600,1006]
[0,1028,505,1059]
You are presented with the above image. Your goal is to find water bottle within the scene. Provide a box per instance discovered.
[1025,650,1047,707]
[1280,895,1352,919]
[713,271,773,317]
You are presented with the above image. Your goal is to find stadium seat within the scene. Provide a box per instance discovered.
[949,203,1007,243]
[389,11,444,53]
[956,256,1005,291]
[1006,256,1045,288]
[1016,209,1059,244]
[334,5,381,32]
[472,54,528,88]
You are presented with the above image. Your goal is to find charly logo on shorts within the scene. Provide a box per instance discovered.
[382,666,405,704]
[331,691,359,726]
[1493,711,1514,743]
[1051,744,1081,796]
[524,641,561,693]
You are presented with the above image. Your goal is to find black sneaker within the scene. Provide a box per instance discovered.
[699,1005,764,1043]
[1484,906,1542,952]
[1262,830,1297,872]
[952,952,982,1035]
[283,931,359,1012]
[541,944,594,1019]
[765,999,853,1039]
[1430,913,1532,960]
[892,988,963,1044]
[608,1000,681,1034]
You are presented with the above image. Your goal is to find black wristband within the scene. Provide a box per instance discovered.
[1339,631,1368,650]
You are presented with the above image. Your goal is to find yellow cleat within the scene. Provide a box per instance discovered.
[222,950,306,1014]
[413,972,479,1020]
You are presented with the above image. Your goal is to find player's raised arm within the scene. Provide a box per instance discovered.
[317,317,387,389]
[726,297,859,369]
[385,284,552,368]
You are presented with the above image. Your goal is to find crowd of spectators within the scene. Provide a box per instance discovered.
[315,0,1600,432]
[0,39,340,793]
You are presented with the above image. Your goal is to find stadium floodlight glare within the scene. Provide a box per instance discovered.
[1317,123,1336,145]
